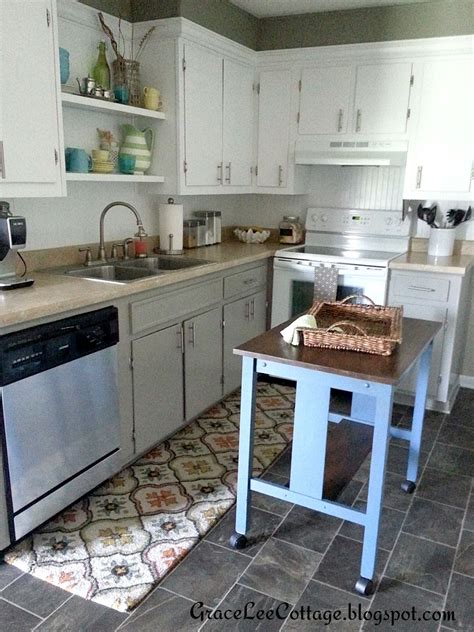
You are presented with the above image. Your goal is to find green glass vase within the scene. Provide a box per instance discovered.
[92,41,111,90]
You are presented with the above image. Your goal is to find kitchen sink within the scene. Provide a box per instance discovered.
[62,256,211,284]
[120,256,211,271]
[65,264,161,283]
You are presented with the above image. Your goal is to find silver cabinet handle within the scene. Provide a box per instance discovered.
[355,109,362,132]
[176,326,183,350]
[0,141,5,179]
[278,165,283,186]
[337,109,344,132]
[250,298,255,319]
[407,286,435,292]
[188,322,195,346]
[244,301,250,320]
[225,162,231,184]
[217,162,223,183]
[416,166,423,189]
[243,277,257,286]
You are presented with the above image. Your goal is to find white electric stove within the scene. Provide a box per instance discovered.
[271,207,412,327]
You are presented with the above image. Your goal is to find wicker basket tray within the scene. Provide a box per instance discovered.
[299,295,403,356]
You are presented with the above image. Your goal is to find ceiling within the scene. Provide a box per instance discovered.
[230,0,437,18]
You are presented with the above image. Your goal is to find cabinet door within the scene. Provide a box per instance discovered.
[184,307,223,421]
[256,69,291,188]
[407,58,473,195]
[0,0,60,190]
[354,62,412,134]
[223,291,266,395]
[391,302,446,400]
[299,65,353,135]
[223,59,254,186]
[183,43,223,186]
[132,324,184,454]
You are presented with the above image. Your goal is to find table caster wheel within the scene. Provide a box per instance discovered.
[355,577,374,596]
[229,533,248,550]
[401,480,416,494]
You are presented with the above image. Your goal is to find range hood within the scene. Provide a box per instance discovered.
[295,139,408,167]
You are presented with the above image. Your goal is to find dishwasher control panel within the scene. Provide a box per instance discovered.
[0,306,118,385]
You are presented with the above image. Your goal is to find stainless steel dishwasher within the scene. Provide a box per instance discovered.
[0,306,121,544]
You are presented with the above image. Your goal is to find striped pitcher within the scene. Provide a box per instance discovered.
[119,124,154,175]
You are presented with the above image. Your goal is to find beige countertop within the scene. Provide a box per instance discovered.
[389,251,474,275]
[0,242,279,329]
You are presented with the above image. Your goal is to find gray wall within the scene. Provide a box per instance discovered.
[79,1,474,48]
[257,0,474,50]
[80,0,132,21]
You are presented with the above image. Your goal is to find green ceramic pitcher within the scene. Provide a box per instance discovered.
[120,124,154,175]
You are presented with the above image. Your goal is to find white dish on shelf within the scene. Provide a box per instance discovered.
[234,227,271,244]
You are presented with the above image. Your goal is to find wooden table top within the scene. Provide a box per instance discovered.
[235,317,441,385]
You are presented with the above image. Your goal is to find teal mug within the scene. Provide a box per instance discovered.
[118,153,136,174]
[65,148,91,173]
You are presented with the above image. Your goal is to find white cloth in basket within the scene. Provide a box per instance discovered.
[280,314,317,346]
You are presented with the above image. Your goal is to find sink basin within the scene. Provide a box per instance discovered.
[62,256,210,284]
[120,256,211,271]
[65,264,161,283]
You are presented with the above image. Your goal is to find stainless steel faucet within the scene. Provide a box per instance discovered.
[98,202,147,262]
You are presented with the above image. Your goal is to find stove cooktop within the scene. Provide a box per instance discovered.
[276,244,406,268]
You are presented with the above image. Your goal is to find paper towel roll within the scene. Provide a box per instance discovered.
[159,201,183,252]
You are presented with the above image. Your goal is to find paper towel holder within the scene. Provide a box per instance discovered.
[156,197,184,255]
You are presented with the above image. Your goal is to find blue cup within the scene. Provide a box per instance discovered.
[114,85,129,104]
[118,153,136,174]
[59,48,70,85]
[65,148,91,173]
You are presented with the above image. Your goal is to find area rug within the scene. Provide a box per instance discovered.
[5,381,294,612]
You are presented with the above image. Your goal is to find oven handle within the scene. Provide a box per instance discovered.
[274,258,385,275]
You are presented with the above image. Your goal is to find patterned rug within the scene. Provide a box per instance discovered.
[5,381,294,612]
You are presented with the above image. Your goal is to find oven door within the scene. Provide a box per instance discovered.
[271,258,388,327]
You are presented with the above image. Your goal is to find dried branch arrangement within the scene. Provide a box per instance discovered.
[97,12,155,62]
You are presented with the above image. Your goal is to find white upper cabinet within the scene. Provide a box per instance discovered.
[404,57,473,199]
[182,41,254,192]
[353,62,413,135]
[298,65,354,135]
[0,0,64,197]
[256,69,292,188]
[183,43,224,187]
[298,61,412,138]
[223,58,254,187]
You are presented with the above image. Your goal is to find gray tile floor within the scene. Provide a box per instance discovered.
[0,389,473,631]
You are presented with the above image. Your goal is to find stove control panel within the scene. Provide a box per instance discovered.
[307,208,411,236]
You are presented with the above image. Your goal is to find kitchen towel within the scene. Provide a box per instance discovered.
[158,201,183,252]
[314,265,338,302]
[281,314,317,346]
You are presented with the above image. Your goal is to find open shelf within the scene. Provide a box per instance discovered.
[66,173,165,183]
[61,92,166,120]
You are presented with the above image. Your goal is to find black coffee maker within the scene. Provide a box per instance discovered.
[0,201,34,289]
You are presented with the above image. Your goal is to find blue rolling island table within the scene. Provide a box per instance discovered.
[230,317,441,596]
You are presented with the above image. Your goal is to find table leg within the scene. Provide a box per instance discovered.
[401,342,433,494]
[230,355,257,550]
[357,384,393,596]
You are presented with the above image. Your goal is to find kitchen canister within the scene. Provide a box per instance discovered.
[158,198,184,254]
[428,228,456,257]
[193,211,222,245]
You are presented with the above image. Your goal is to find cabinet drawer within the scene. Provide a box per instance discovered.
[224,265,267,299]
[131,278,222,335]
[390,275,450,303]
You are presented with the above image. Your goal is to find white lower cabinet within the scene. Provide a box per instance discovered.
[388,269,470,411]
[132,323,184,455]
[184,307,223,421]
[223,290,267,394]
